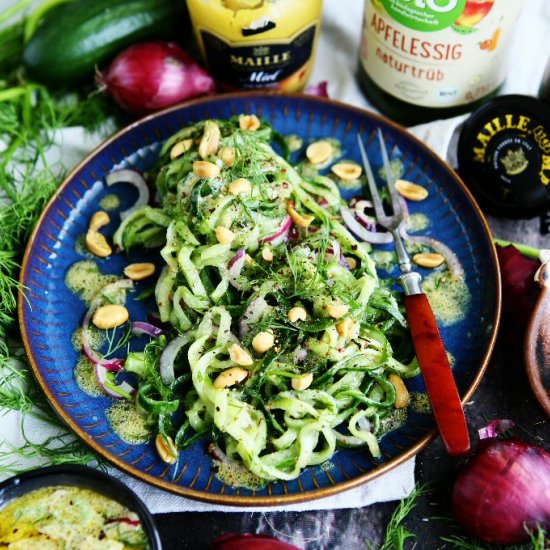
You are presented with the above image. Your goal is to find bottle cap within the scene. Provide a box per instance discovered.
[457,95,550,218]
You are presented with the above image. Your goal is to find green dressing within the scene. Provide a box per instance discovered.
[215,459,265,491]
[65,261,119,306]
[99,194,121,211]
[421,271,470,326]
[74,355,102,397]
[107,401,152,445]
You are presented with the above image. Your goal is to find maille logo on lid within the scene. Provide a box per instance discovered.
[457,95,550,217]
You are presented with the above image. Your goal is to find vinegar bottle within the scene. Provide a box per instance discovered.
[358,0,523,126]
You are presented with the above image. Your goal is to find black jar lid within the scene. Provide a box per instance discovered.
[457,94,550,218]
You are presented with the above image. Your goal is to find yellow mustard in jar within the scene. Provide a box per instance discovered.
[187,0,323,91]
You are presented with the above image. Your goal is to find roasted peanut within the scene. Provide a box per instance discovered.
[92,304,129,329]
[228,178,252,195]
[395,179,428,201]
[288,307,307,322]
[262,246,274,262]
[215,226,236,244]
[229,343,254,366]
[306,140,333,165]
[123,262,156,281]
[252,331,275,353]
[86,229,112,257]
[389,373,409,409]
[326,302,349,319]
[413,252,445,268]
[336,318,355,339]
[331,162,362,181]
[193,160,221,179]
[89,211,110,231]
[219,146,236,166]
[345,256,358,270]
[292,372,313,391]
[155,433,177,464]
[214,366,249,389]
[198,121,221,159]
[239,114,261,131]
[287,204,314,228]
[170,139,193,160]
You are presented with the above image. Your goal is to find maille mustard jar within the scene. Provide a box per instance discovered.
[358,0,523,125]
[187,0,323,92]
[457,95,550,219]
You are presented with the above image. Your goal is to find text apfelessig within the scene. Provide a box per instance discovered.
[370,12,462,61]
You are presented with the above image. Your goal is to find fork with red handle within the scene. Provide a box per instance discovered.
[357,130,470,456]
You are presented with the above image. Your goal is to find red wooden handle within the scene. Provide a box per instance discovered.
[404,293,470,456]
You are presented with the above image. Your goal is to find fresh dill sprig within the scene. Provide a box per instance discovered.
[0,68,117,373]
[0,426,102,477]
[368,483,429,550]
[104,324,133,358]
[0,350,101,474]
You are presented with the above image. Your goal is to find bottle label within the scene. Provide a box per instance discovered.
[360,0,522,108]
[199,23,318,91]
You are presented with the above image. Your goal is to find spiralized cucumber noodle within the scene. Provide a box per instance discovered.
[115,115,419,482]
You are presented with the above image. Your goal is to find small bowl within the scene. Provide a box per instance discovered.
[0,464,162,549]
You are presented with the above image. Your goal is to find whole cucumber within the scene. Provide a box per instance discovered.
[23,0,189,86]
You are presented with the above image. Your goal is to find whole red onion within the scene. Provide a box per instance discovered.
[452,438,550,544]
[211,533,300,550]
[98,41,215,115]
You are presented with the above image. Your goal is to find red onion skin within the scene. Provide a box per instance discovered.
[211,533,300,550]
[99,42,215,115]
[452,439,550,544]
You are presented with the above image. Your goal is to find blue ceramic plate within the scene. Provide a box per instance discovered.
[20,93,500,506]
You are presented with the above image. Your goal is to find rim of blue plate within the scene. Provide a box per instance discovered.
[18,91,501,506]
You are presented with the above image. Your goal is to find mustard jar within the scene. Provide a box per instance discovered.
[187,0,323,92]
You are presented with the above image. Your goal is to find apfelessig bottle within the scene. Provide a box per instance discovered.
[187,0,323,92]
[358,0,523,125]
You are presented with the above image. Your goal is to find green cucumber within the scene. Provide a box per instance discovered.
[23,0,189,86]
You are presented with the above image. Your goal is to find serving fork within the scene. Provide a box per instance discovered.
[357,130,470,456]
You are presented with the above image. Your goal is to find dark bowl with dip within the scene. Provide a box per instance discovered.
[0,464,162,549]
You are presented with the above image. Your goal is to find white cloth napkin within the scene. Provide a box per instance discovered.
[3,0,550,514]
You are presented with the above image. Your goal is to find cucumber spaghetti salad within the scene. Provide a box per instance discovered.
[82,114,424,483]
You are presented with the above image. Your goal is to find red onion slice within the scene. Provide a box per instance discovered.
[478,419,516,440]
[106,169,150,219]
[83,345,124,372]
[131,321,164,338]
[159,335,187,385]
[340,207,393,244]
[355,211,378,232]
[304,81,329,98]
[106,517,142,527]
[95,364,136,399]
[326,239,341,262]
[228,248,246,290]
[263,216,292,245]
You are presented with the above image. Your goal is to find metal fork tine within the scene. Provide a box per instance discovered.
[377,129,403,218]
[356,134,387,223]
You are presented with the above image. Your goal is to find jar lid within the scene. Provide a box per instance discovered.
[457,95,550,218]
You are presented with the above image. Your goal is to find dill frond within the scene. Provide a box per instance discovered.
[368,483,429,550]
